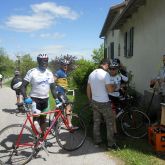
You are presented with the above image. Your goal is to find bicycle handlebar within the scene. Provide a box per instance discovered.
[23,103,61,117]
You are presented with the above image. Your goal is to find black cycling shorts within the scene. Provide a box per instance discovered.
[31,97,48,112]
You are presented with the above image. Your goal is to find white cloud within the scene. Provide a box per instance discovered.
[39,32,65,39]
[31,44,66,60]
[32,2,79,20]
[6,14,53,32]
[5,2,79,32]
[30,44,92,60]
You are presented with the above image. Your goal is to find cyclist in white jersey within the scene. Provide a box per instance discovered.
[21,54,57,135]
[108,61,128,135]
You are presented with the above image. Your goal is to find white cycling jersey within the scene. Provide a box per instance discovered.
[109,74,128,97]
[24,67,54,99]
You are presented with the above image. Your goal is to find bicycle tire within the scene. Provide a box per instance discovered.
[121,108,150,139]
[0,124,36,165]
[55,113,86,151]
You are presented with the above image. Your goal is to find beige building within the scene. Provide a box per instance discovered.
[100,0,165,98]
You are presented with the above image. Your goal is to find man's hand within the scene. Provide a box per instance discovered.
[24,97,32,104]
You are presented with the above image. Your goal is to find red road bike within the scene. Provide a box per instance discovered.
[0,102,86,165]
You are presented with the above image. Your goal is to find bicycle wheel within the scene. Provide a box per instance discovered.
[0,124,36,165]
[121,108,150,139]
[55,113,86,151]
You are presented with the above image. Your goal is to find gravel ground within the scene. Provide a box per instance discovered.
[0,86,124,165]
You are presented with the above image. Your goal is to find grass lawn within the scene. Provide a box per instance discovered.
[106,135,165,165]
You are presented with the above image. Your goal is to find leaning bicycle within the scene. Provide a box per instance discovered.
[115,95,151,139]
[0,102,86,165]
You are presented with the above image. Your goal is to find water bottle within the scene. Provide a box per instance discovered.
[32,101,36,112]
[34,121,42,134]
[31,101,41,114]
[55,99,62,108]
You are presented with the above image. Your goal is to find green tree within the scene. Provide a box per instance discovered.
[0,47,15,77]
[19,54,36,77]
[91,43,104,64]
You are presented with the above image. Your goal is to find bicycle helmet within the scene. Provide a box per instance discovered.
[60,59,70,65]
[15,70,20,75]
[110,61,119,68]
[37,54,48,71]
[113,58,120,65]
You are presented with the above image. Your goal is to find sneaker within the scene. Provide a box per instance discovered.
[69,124,79,130]
[114,133,120,138]
[94,142,102,147]
[107,143,119,151]
[44,141,53,147]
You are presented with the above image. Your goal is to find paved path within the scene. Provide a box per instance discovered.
[0,87,124,165]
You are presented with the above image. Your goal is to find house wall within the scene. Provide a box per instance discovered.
[105,29,120,59]
[117,0,165,95]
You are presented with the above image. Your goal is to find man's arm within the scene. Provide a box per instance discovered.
[87,83,92,101]
[54,75,58,82]
[50,83,57,99]
[21,80,29,98]
[105,84,116,93]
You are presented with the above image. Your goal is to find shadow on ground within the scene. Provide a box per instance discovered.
[2,108,25,117]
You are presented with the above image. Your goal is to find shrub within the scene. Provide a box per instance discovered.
[70,59,96,93]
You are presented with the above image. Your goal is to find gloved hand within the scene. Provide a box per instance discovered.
[55,98,62,107]
[24,97,32,104]
[57,93,66,103]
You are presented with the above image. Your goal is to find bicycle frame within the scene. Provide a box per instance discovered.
[14,107,69,149]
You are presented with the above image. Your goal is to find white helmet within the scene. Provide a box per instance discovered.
[60,59,70,65]
[110,61,119,68]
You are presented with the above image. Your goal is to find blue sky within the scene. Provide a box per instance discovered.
[0,0,123,60]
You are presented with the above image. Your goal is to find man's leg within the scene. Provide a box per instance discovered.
[65,103,72,126]
[92,101,102,144]
[102,102,116,146]
[40,115,47,134]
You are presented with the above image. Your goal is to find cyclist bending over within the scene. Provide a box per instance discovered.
[11,70,23,104]
[21,54,57,135]
[108,60,128,135]
[54,58,73,127]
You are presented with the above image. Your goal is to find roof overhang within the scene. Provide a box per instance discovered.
[99,2,126,38]
[99,0,146,38]
[111,0,146,29]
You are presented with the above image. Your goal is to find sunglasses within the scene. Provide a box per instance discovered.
[110,68,117,70]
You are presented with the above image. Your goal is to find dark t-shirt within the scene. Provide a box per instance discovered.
[11,75,23,90]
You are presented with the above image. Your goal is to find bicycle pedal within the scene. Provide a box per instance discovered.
[45,141,53,147]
